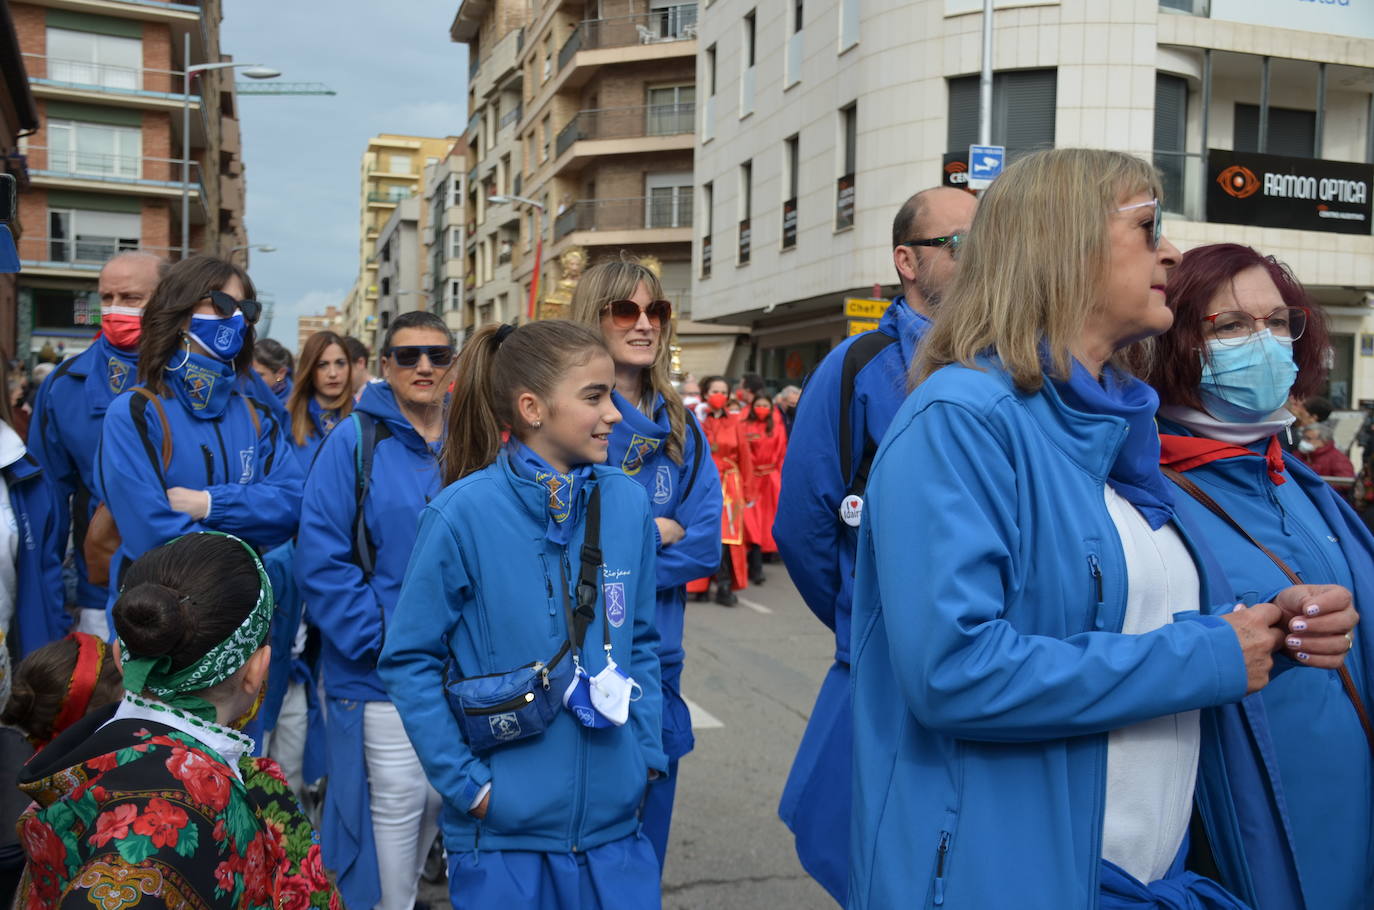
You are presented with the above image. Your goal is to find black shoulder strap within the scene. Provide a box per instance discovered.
[838,331,898,493]
[352,413,392,577]
[565,485,604,653]
[679,416,706,503]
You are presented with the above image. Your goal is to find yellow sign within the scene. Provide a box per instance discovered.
[844,297,890,319]
[847,319,880,336]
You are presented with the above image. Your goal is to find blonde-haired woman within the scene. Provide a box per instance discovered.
[570,256,722,868]
[849,148,1358,908]
[286,330,354,463]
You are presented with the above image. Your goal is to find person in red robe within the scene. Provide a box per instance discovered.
[742,394,787,583]
[688,376,754,605]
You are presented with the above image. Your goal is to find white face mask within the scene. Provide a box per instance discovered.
[1298,439,1320,453]
[587,656,640,727]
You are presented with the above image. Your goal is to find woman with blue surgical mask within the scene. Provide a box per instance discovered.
[1143,242,1373,910]
[95,256,304,621]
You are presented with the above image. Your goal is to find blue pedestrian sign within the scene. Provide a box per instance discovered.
[967,144,1005,190]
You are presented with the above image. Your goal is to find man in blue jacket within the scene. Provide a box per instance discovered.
[28,252,164,638]
[774,186,976,903]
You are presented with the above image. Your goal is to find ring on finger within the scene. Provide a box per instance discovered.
[1346,632,1355,652]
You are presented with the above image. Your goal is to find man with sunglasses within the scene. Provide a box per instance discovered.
[296,310,454,910]
[773,185,976,904]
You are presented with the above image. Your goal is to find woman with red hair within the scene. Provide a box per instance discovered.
[1140,242,1373,910]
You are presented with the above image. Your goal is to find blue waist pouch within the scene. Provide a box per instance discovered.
[444,641,573,755]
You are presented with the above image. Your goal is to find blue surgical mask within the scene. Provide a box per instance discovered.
[1198,330,1298,423]
[186,312,247,361]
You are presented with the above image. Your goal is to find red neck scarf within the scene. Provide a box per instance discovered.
[1158,433,1287,486]
[44,633,108,745]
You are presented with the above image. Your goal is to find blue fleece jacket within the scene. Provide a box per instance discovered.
[379,457,665,854]
[28,338,139,612]
[295,382,442,699]
[850,360,1302,910]
[95,372,303,606]
[1161,422,1374,910]
[2,425,69,655]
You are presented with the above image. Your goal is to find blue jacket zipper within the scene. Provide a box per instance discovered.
[933,830,950,905]
[1088,553,1106,630]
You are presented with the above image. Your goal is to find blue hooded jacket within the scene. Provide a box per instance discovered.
[28,338,140,612]
[379,457,665,854]
[850,360,1305,909]
[95,371,303,609]
[295,382,442,700]
[2,423,69,655]
[606,391,721,759]
[1160,422,1374,910]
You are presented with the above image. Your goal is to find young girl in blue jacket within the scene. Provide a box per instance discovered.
[379,320,665,910]
[571,258,722,868]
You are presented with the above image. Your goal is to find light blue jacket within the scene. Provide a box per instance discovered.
[850,360,1304,909]
[379,457,665,854]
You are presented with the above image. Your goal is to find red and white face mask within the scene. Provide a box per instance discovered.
[100,305,143,350]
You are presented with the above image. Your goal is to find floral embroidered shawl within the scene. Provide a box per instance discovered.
[14,709,341,910]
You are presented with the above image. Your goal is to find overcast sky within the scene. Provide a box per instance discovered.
[220,1,468,345]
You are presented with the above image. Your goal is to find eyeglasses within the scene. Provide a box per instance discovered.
[201,289,263,324]
[601,298,672,329]
[1116,199,1162,250]
[383,345,455,367]
[1202,306,1308,346]
[897,234,964,258]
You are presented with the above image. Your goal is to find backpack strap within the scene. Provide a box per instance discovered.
[679,416,706,503]
[242,394,262,437]
[350,413,392,577]
[838,331,898,496]
[569,485,604,652]
[1163,465,1374,759]
[131,388,174,477]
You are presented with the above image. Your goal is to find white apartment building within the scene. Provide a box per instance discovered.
[421,153,468,337]
[373,196,421,349]
[692,0,1374,405]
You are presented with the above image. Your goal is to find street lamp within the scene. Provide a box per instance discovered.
[182,48,280,258]
[489,194,546,320]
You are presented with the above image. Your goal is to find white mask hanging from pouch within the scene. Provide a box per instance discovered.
[588,655,640,727]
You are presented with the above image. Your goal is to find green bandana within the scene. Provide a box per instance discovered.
[119,532,274,723]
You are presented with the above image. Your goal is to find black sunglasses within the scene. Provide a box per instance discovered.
[897,234,963,257]
[202,289,263,324]
[383,345,454,368]
[601,298,672,329]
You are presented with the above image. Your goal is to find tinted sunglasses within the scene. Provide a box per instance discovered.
[384,345,454,367]
[898,234,963,258]
[1116,198,1162,250]
[201,289,262,324]
[602,298,672,329]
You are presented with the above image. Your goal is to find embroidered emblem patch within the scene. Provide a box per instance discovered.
[238,448,255,483]
[535,471,572,523]
[653,465,673,505]
[107,357,131,395]
[603,582,627,628]
[214,324,235,351]
[573,705,597,726]
[183,361,219,410]
[621,434,662,476]
[490,713,522,741]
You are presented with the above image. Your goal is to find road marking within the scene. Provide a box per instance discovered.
[684,696,724,729]
[737,597,773,615]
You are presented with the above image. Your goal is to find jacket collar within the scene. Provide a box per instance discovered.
[880,297,931,369]
[357,382,440,455]
[498,452,597,530]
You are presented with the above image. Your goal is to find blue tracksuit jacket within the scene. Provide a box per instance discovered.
[773,298,927,902]
[28,338,139,612]
[95,372,303,603]
[850,359,1306,909]
[3,429,68,655]
[1161,423,1374,910]
[379,457,665,854]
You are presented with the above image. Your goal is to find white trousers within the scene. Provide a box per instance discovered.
[264,681,308,798]
[364,700,442,910]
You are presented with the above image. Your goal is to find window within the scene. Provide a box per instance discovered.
[381,240,392,263]
[947,69,1057,161]
[783,134,799,249]
[744,11,757,66]
[741,12,757,116]
[388,154,412,175]
[706,45,717,96]
[526,211,535,250]
[449,226,463,258]
[46,28,141,90]
[839,0,859,51]
[1154,74,1188,214]
[47,120,142,179]
[647,84,695,135]
[380,277,392,296]
[647,172,693,227]
[500,153,512,193]
[450,174,463,206]
[837,105,857,229]
[542,115,552,160]
[702,181,713,277]
[739,161,752,264]
[794,0,804,31]
[387,185,410,201]
[650,0,697,38]
[1235,103,1316,158]
[47,208,139,263]
[543,37,553,81]
[786,0,804,87]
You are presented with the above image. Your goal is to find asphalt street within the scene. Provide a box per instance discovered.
[420,564,838,909]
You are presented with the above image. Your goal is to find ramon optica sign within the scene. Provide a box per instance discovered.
[1207,148,1373,236]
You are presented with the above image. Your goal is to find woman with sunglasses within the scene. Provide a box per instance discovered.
[286,330,354,464]
[570,258,722,868]
[95,256,304,616]
[296,311,453,910]
[850,150,1357,909]
[1139,243,1373,910]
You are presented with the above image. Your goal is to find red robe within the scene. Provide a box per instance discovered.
[743,414,787,552]
[688,411,754,592]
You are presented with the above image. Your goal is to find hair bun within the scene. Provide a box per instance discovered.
[114,582,194,658]
[0,678,38,733]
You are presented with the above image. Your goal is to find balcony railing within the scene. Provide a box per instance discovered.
[22,145,202,189]
[554,196,694,241]
[17,235,190,269]
[555,103,696,157]
[367,190,414,204]
[499,103,523,130]
[22,53,180,95]
[561,4,698,68]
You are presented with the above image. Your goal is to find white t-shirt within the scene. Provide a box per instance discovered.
[1099,485,1203,885]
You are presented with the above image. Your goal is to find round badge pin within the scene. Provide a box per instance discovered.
[839,495,864,528]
